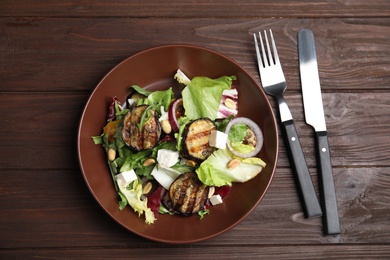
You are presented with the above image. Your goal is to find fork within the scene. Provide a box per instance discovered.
[254,30,322,218]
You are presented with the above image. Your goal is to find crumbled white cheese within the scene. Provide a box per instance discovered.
[209,130,228,149]
[116,170,137,187]
[209,194,223,206]
[157,149,179,167]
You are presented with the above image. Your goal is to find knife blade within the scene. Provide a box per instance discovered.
[298,29,341,236]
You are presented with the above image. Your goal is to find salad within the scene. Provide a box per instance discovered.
[92,69,266,224]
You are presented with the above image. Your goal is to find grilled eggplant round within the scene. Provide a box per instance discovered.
[168,172,209,216]
[122,105,161,151]
[181,118,217,161]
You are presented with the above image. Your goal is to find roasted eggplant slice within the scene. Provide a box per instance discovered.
[181,118,216,161]
[168,172,209,216]
[122,105,161,151]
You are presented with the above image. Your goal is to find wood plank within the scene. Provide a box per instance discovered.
[1,0,389,258]
[0,18,389,92]
[1,0,390,18]
[0,167,389,248]
[1,245,390,259]
[1,91,389,170]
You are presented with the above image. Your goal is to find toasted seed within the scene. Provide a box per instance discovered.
[224,98,236,109]
[161,120,172,134]
[227,158,241,170]
[185,160,197,167]
[143,182,153,195]
[143,158,156,167]
[108,148,116,161]
[208,186,215,198]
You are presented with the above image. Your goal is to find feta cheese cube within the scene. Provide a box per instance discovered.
[157,149,179,167]
[115,170,137,187]
[209,194,223,206]
[209,130,228,149]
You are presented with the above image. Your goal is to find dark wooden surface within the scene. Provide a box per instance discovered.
[1,1,390,259]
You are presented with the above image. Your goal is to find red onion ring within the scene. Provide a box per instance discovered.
[225,117,263,158]
[168,98,183,132]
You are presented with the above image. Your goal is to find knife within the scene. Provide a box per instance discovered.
[298,29,341,236]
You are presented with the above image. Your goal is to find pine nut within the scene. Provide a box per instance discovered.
[143,182,153,195]
[161,120,172,134]
[208,186,215,198]
[224,98,236,109]
[108,148,116,161]
[227,158,241,170]
[185,160,197,167]
[143,158,156,167]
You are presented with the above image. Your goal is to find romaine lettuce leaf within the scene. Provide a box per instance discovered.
[196,148,265,187]
[182,76,235,120]
[231,142,255,154]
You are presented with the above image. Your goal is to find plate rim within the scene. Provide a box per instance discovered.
[77,44,279,244]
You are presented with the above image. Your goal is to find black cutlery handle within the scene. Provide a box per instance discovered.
[315,131,341,235]
[281,120,322,218]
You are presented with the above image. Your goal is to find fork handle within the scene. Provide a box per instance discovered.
[281,119,323,218]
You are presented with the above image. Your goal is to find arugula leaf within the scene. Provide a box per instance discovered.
[137,106,152,131]
[119,141,177,177]
[118,191,128,210]
[175,116,191,151]
[215,115,234,132]
[198,209,210,219]
[159,204,174,215]
[146,87,174,111]
[91,135,103,145]
[131,85,152,96]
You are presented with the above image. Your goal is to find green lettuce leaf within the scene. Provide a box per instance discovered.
[228,123,248,142]
[146,87,174,111]
[117,178,156,224]
[196,148,265,187]
[182,76,235,120]
[131,85,152,96]
[231,142,255,154]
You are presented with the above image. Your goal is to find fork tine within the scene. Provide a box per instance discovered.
[264,30,273,66]
[269,29,280,64]
[259,32,267,67]
[253,33,264,69]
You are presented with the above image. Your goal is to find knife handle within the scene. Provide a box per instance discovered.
[315,131,341,235]
[281,120,322,218]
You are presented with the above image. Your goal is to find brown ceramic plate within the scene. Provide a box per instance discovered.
[78,45,279,244]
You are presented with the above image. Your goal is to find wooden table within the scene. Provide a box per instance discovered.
[1,1,390,259]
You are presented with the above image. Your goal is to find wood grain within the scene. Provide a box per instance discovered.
[1,92,389,169]
[1,18,389,92]
[1,167,389,250]
[1,0,390,258]
[1,0,390,18]
[2,245,390,259]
